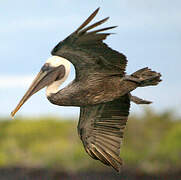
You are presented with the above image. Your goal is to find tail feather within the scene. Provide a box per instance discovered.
[131,67,162,87]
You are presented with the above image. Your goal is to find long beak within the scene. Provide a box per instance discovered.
[11,69,57,118]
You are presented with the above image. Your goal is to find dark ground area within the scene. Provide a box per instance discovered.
[0,168,181,180]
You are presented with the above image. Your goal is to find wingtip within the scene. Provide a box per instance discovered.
[115,166,121,173]
[92,7,100,17]
[88,26,118,34]
[112,161,123,173]
[94,7,101,17]
[117,165,123,174]
[95,7,100,12]
[105,16,110,21]
[79,16,111,35]
[75,7,101,33]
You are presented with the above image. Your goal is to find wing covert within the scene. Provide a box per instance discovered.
[77,94,130,172]
[51,8,127,80]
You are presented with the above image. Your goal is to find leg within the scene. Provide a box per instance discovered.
[129,93,152,104]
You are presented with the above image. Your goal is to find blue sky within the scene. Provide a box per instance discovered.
[0,0,180,118]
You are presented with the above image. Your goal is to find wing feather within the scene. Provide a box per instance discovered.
[75,8,100,33]
[92,143,121,171]
[77,94,130,172]
[88,26,117,34]
[51,8,127,80]
[79,17,109,35]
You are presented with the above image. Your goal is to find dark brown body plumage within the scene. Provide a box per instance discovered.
[47,8,162,172]
[48,74,137,106]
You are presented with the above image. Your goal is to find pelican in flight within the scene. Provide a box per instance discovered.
[11,8,161,172]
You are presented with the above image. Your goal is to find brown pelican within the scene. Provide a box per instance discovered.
[11,8,161,172]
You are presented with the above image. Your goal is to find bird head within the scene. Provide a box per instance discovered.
[11,56,70,117]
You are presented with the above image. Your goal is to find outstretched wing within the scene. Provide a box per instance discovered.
[51,8,127,80]
[77,94,130,172]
